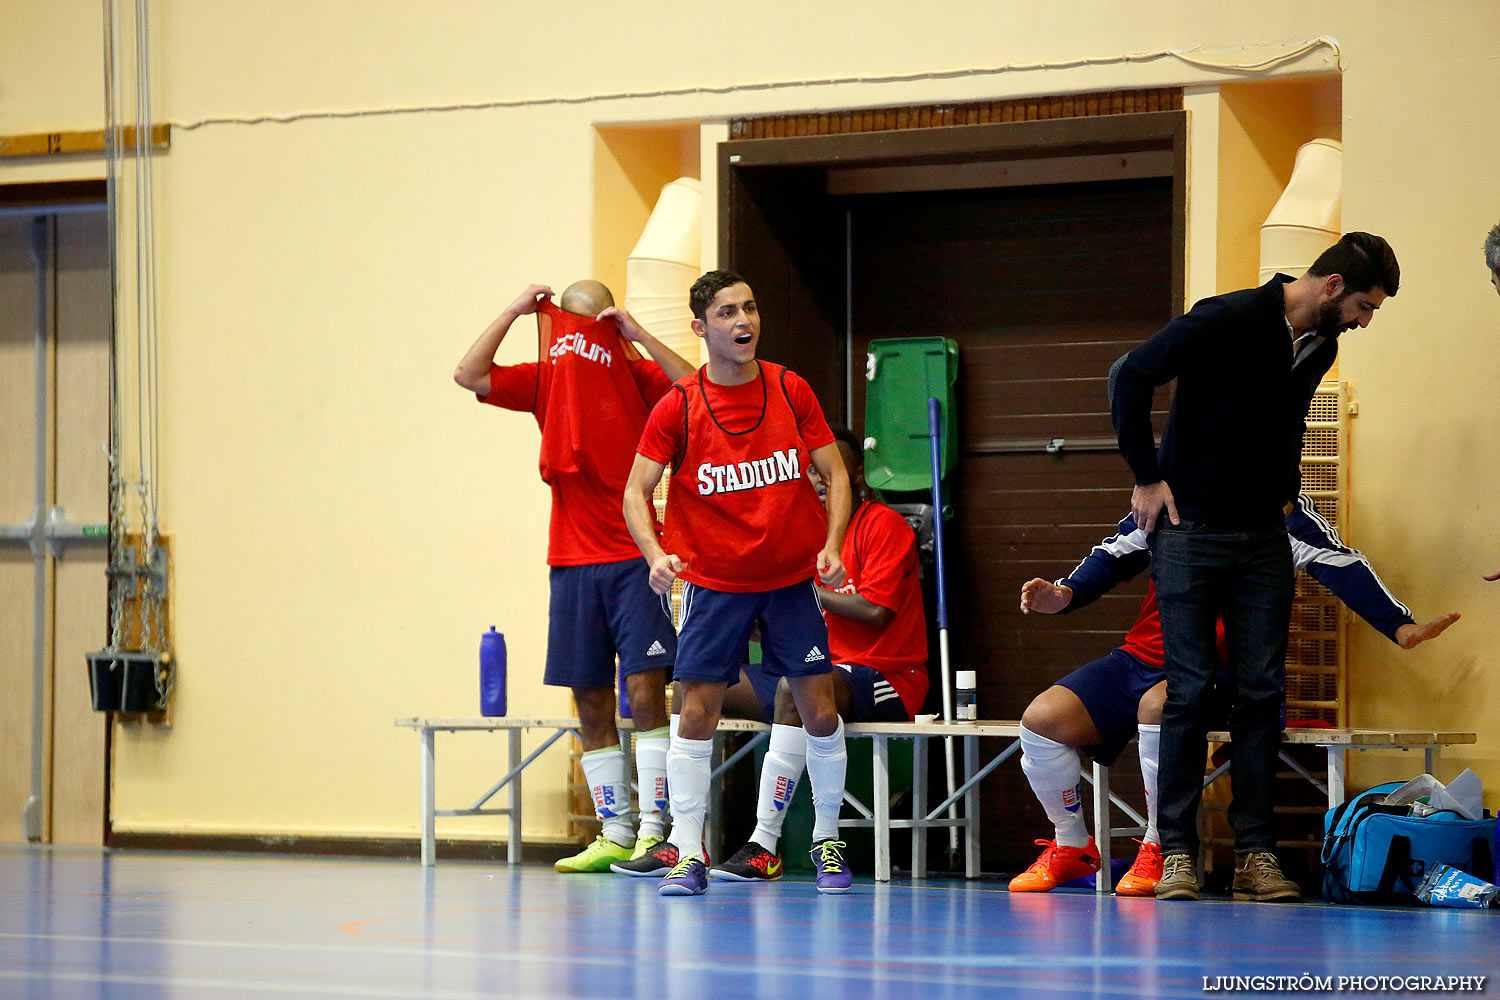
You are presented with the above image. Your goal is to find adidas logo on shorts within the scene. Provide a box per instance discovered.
[804,645,826,663]
[646,640,667,657]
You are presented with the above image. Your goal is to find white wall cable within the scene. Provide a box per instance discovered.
[169,36,1340,132]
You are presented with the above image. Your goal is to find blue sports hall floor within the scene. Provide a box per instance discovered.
[1,846,1495,999]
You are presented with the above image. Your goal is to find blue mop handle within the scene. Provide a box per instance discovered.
[927,397,949,631]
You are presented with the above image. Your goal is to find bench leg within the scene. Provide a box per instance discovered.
[1327,747,1347,808]
[620,724,635,820]
[1426,746,1440,778]
[706,732,724,863]
[1093,760,1111,896]
[420,728,436,867]
[872,734,891,882]
[964,735,980,879]
[508,729,523,865]
[911,736,928,879]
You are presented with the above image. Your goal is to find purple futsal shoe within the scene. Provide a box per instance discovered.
[810,839,853,893]
[658,855,708,897]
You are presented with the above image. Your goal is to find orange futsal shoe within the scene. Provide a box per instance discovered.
[1008,837,1100,892]
[1114,839,1164,896]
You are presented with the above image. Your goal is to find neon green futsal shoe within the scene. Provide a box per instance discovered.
[555,834,634,873]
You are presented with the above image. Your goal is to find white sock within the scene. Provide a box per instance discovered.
[752,724,808,853]
[666,734,712,859]
[1019,722,1089,848]
[580,744,633,847]
[635,727,669,840]
[669,713,680,742]
[1137,723,1161,846]
[804,717,848,844]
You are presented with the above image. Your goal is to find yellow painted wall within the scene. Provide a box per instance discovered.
[592,124,700,298]
[2,0,1497,842]
[1216,75,1342,295]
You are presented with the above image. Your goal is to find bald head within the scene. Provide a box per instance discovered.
[559,280,614,317]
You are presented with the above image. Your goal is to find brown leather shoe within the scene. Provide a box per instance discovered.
[1232,851,1301,901]
[1155,852,1200,900]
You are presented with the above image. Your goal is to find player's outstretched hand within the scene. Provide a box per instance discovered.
[817,549,846,590]
[507,284,552,316]
[597,306,645,341]
[1020,578,1074,615]
[649,553,683,595]
[1394,612,1461,649]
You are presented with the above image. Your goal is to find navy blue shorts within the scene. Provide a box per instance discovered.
[737,661,911,723]
[544,558,676,690]
[837,663,912,722]
[1055,648,1164,766]
[675,579,831,684]
[738,661,780,722]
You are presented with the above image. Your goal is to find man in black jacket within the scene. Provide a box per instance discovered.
[1111,232,1400,902]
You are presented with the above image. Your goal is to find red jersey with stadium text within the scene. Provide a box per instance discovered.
[635,362,834,593]
[821,500,929,717]
[480,301,672,566]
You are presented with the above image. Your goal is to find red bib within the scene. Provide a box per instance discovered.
[1120,580,1229,668]
[662,363,829,593]
[533,300,649,491]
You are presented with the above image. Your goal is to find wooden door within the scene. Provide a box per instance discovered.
[721,115,1184,873]
[846,178,1173,870]
[0,203,111,846]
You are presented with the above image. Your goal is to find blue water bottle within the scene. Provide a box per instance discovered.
[618,672,631,720]
[480,627,507,717]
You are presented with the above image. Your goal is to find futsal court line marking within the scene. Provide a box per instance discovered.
[0,884,434,910]
[0,968,554,1000]
[335,886,1486,963]
[0,957,1217,1000]
[330,905,1269,985]
[0,928,1221,994]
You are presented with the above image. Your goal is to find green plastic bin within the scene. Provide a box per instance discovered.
[863,337,959,493]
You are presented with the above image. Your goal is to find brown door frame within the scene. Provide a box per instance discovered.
[716,111,1186,872]
[719,109,1187,310]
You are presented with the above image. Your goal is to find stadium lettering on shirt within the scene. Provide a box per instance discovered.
[547,332,612,367]
[696,449,801,495]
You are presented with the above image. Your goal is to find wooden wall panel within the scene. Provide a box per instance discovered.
[731,90,1182,140]
[0,202,110,847]
[50,209,111,845]
[845,178,1174,870]
[723,113,1183,873]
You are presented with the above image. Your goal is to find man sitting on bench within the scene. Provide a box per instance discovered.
[1011,495,1459,895]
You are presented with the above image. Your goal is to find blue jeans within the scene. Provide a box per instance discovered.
[1150,519,1292,856]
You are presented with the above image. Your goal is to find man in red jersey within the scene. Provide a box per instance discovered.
[623,270,855,895]
[455,279,694,873]
[708,426,929,883]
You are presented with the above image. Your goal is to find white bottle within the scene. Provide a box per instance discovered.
[955,670,978,722]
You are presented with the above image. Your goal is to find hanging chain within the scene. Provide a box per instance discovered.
[135,483,150,650]
[101,0,170,665]
[106,456,127,652]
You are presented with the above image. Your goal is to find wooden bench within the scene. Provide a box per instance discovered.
[1204,727,1477,808]
[395,715,1026,881]
[397,717,1475,891]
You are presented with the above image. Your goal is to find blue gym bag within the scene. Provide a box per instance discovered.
[1321,780,1495,904]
